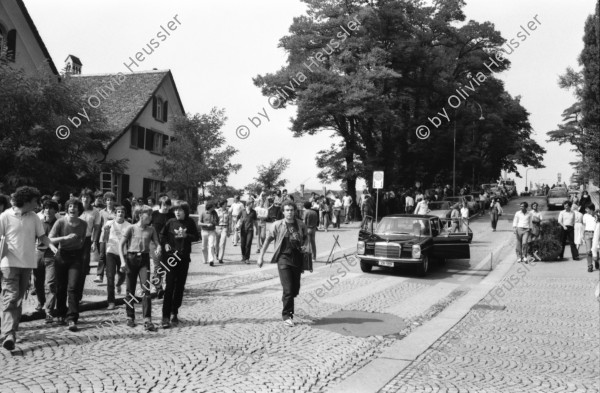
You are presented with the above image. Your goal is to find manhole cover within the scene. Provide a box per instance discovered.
[311,310,407,337]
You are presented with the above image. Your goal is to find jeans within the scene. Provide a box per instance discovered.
[76,236,92,302]
[256,220,267,250]
[1,267,31,340]
[343,206,351,223]
[240,229,254,261]
[215,226,228,261]
[584,231,594,267]
[333,210,341,228]
[96,242,106,279]
[33,250,56,314]
[306,227,317,261]
[490,211,499,230]
[515,228,530,259]
[201,229,217,263]
[105,253,125,303]
[162,253,190,319]
[124,253,151,320]
[149,249,164,292]
[55,249,82,323]
[278,265,301,320]
[560,225,579,259]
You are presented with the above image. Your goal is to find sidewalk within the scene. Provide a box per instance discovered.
[378,240,600,392]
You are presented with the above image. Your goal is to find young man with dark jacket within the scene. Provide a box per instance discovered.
[160,202,199,327]
[257,201,308,327]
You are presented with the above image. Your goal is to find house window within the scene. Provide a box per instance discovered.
[130,125,145,149]
[143,178,165,201]
[152,96,168,122]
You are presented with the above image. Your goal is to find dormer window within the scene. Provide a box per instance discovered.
[152,96,168,122]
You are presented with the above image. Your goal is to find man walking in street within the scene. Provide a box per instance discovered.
[95,192,117,284]
[512,201,533,263]
[229,196,244,246]
[582,203,598,272]
[1,186,57,350]
[342,191,353,224]
[558,201,579,261]
[199,202,219,266]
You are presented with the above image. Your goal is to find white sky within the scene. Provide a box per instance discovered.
[23,0,596,192]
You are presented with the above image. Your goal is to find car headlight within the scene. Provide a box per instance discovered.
[412,244,421,259]
[357,241,365,255]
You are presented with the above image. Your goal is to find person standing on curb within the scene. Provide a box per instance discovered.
[489,197,503,232]
[558,201,579,261]
[160,202,199,327]
[512,202,533,263]
[215,200,230,264]
[199,202,218,266]
[99,205,130,310]
[582,204,598,272]
[49,198,87,332]
[1,187,58,350]
[237,199,257,264]
[257,201,308,327]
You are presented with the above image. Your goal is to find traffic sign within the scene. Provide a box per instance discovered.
[373,171,384,189]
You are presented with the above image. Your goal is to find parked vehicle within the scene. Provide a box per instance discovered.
[356,214,471,276]
[442,196,480,216]
[546,189,569,210]
[427,201,453,219]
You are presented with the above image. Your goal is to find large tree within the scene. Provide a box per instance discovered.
[547,4,600,185]
[254,0,544,195]
[245,157,291,195]
[152,108,241,206]
[0,52,125,195]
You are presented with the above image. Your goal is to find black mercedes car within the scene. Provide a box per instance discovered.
[356,214,471,276]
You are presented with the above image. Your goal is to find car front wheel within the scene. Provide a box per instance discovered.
[417,255,429,276]
[360,259,373,273]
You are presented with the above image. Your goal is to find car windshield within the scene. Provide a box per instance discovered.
[429,201,451,210]
[549,191,568,197]
[375,217,430,236]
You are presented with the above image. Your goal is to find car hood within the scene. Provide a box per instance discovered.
[366,233,424,245]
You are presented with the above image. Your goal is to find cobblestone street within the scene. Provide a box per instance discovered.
[1,199,599,393]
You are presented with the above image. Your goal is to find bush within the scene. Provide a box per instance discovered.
[531,219,563,261]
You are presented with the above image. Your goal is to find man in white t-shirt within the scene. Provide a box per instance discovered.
[0,187,57,351]
[582,203,598,272]
[342,192,353,224]
[229,196,244,246]
[414,197,430,215]
[405,194,415,214]
[558,201,579,261]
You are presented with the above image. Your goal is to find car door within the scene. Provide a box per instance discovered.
[431,218,470,259]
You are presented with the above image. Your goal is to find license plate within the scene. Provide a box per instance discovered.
[379,261,394,267]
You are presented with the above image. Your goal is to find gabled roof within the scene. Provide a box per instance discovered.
[70,69,185,148]
[65,54,82,65]
[16,0,58,75]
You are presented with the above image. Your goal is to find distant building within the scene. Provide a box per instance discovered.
[0,0,58,75]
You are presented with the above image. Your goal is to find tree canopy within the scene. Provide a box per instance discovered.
[254,0,544,196]
[245,157,291,195]
[0,53,125,195]
[152,108,241,205]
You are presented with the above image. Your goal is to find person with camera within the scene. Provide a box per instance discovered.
[257,200,308,327]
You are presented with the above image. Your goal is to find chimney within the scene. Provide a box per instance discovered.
[64,55,82,75]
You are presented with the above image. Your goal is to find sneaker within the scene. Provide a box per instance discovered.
[144,322,156,332]
[127,319,136,328]
[244,260,249,265]
[588,266,594,273]
[93,277,103,283]
[517,257,522,263]
[116,285,122,295]
[209,261,214,267]
[218,260,223,264]
[107,303,116,310]
[57,317,67,326]
[45,315,54,324]
[161,318,171,329]
[68,322,78,332]
[2,336,15,351]
[171,315,179,325]
[283,318,294,327]
[157,289,165,299]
